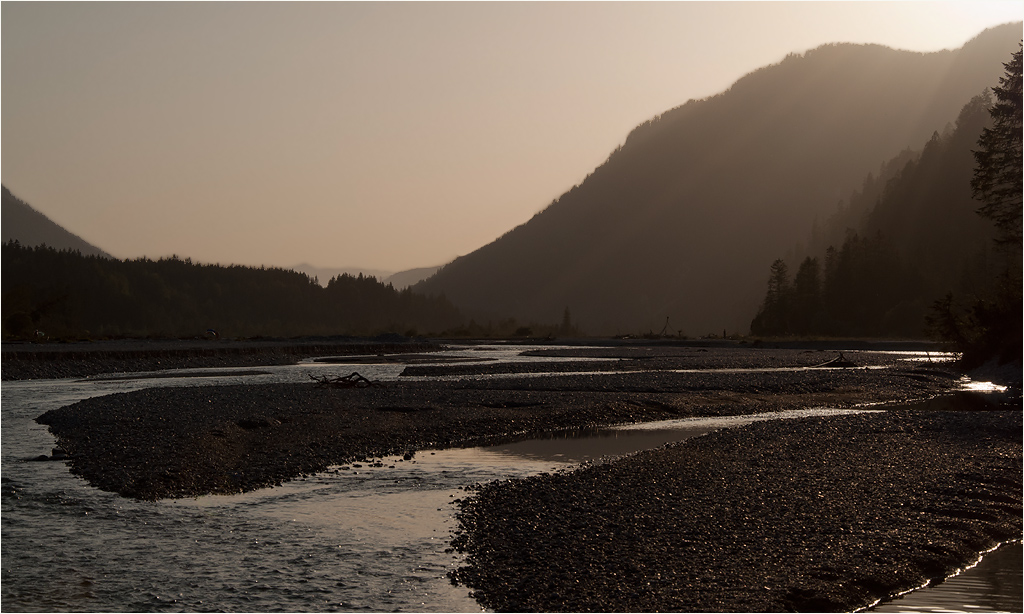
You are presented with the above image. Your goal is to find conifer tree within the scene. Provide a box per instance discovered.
[792,257,822,334]
[972,43,1022,246]
[750,259,792,335]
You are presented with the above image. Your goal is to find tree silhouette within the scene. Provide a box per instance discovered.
[972,42,1022,246]
[750,259,792,335]
[946,41,1024,365]
[1,242,465,339]
[792,257,822,334]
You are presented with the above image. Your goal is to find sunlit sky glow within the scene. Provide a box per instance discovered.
[3,2,1021,273]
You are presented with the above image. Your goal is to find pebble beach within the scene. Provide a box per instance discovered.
[451,409,1021,612]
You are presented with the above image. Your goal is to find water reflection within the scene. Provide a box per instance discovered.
[483,426,720,464]
[960,378,1009,393]
[481,409,874,464]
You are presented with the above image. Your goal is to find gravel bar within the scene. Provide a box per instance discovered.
[450,409,1022,612]
[34,365,963,501]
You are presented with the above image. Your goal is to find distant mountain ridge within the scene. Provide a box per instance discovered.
[415,24,1023,335]
[290,263,394,286]
[2,185,111,258]
[292,264,440,290]
[384,266,441,290]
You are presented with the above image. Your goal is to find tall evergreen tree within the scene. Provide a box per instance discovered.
[792,257,822,334]
[972,43,1023,246]
[750,259,792,335]
[945,41,1024,365]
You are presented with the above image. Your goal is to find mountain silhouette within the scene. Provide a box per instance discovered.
[2,186,111,258]
[289,264,440,289]
[291,263,394,287]
[385,266,441,290]
[415,24,1022,335]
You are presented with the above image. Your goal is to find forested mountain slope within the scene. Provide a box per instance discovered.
[2,186,111,258]
[415,24,1021,335]
[751,94,1003,337]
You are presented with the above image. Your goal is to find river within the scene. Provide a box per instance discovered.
[1,345,1018,612]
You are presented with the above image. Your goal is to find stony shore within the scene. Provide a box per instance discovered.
[451,409,1022,612]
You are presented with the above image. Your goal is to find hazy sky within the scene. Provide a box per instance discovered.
[3,2,1022,273]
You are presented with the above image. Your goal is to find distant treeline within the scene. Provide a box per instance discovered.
[752,44,1021,366]
[2,242,464,340]
[443,308,584,340]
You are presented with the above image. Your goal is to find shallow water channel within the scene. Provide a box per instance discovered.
[1,345,1018,612]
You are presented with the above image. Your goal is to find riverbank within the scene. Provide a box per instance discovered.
[450,409,1022,612]
[3,336,952,381]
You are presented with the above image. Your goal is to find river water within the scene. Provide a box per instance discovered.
[1,345,1018,612]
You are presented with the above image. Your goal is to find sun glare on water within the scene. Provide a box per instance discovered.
[961,379,1010,393]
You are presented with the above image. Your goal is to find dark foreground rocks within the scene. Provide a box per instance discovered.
[450,410,1022,612]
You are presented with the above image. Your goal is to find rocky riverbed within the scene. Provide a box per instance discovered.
[27,343,1022,612]
[450,409,1022,612]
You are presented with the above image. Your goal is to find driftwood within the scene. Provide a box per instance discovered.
[811,352,858,368]
[308,371,381,388]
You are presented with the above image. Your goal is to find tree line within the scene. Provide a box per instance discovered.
[2,242,465,340]
[750,232,918,338]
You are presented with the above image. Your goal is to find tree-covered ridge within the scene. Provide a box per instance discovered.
[415,24,1021,335]
[752,42,1022,363]
[2,242,464,340]
[2,186,111,258]
[751,93,1004,339]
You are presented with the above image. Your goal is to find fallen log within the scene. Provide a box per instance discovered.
[811,352,858,368]
[308,371,380,388]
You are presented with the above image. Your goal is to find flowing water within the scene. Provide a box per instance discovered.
[1,345,1018,612]
[869,542,1022,613]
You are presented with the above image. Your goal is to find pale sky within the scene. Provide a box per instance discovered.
[3,2,1022,273]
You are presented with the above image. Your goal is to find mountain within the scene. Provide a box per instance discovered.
[293,264,441,290]
[291,263,394,286]
[385,266,441,290]
[415,24,1023,335]
[2,185,111,258]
